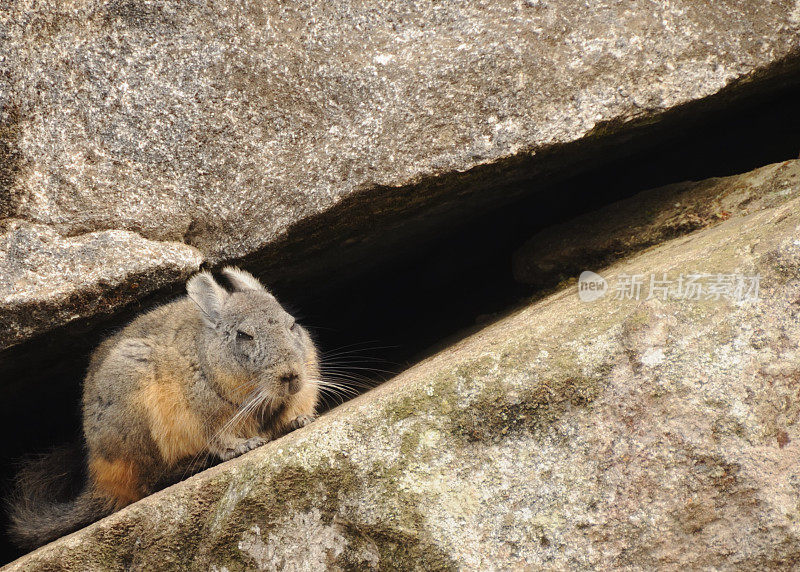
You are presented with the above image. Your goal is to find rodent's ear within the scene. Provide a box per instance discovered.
[186,271,229,327]
[221,266,269,294]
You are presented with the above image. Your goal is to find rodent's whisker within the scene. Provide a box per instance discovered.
[320,372,383,386]
[318,361,392,371]
[319,340,389,351]
[319,380,376,392]
[255,388,275,420]
[319,344,399,359]
[186,390,265,478]
[309,380,361,397]
[228,378,258,394]
[319,376,386,389]
[323,376,388,387]
[313,386,348,405]
[184,393,260,479]
[318,351,392,360]
[310,380,359,393]
[190,385,265,475]
[224,391,262,430]
[308,378,359,392]
[316,386,359,398]
[318,353,394,364]
[319,361,395,372]
[320,365,396,376]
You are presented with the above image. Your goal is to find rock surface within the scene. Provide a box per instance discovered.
[0,220,202,348]
[2,0,800,349]
[9,161,800,570]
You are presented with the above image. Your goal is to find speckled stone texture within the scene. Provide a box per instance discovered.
[0,220,202,348]
[1,0,800,349]
[8,161,800,570]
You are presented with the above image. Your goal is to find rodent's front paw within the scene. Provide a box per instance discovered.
[290,414,316,431]
[220,436,267,461]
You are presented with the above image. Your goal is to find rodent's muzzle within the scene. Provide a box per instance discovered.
[279,370,303,395]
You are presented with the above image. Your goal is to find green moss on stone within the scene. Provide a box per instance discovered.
[336,521,458,571]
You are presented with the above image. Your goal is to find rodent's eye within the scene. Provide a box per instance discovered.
[236,330,254,341]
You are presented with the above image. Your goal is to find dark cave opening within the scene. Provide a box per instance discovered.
[1,76,799,563]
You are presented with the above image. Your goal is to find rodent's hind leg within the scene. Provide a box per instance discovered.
[210,436,267,462]
[289,414,315,431]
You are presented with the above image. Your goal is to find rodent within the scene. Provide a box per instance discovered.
[8,267,320,550]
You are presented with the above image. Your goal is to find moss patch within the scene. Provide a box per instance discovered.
[336,520,458,571]
[450,371,603,442]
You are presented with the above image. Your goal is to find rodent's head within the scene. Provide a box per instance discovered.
[186,267,318,404]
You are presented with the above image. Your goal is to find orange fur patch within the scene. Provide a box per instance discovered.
[214,370,256,404]
[140,379,206,465]
[89,457,141,508]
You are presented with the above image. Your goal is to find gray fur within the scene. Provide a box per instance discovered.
[186,271,229,326]
[222,266,270,294]
[9,267,320,550]
[6,445,109,550]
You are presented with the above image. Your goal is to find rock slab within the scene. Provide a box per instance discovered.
[2,0,800,349]
[0,220,202,348]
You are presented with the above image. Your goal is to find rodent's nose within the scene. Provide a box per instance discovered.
[280,371,302,395]
[279,372,298,384]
